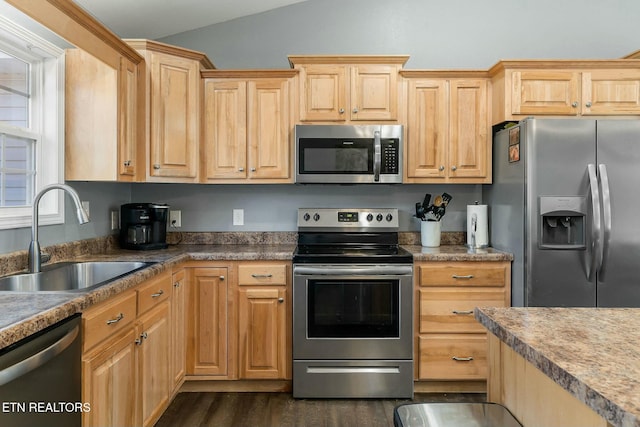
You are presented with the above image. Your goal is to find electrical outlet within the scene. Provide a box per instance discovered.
[110,210,119,230]
[233,209,244,226]
[81,201,90,219]
[170,210,182,228]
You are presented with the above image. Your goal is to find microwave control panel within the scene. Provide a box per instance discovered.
[381,140,399,174]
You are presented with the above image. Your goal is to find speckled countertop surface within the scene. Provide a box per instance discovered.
[475,307,640,427]
[0,235,510,351]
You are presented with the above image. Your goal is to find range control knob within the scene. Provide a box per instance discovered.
[376,213,384,222]
[386,213,393,222]
[366,213,374,222]
[303,213,311,221]
[313,213,320,222]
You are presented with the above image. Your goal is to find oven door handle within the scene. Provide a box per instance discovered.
[293,265,413,276]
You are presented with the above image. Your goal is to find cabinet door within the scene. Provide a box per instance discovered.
[581,70,640,115]
[511,70,580,115]
[299,64,347,121]
[187,267,229,376]
[170,269,186,391]
[138,301,171,427]
[406,79,448,179]
[449,79,489,180]
[82,328,138,427]
[350,64,398,121]
[149,52,199,180]
[118,57,137,179]
[247,78,291,180]
[203,79,247,179]
[238,287,287,379]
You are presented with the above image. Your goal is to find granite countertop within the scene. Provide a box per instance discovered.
[0,239,511,351]
[475,307,640,427]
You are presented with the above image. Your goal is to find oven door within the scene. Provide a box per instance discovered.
[293,264,413,360]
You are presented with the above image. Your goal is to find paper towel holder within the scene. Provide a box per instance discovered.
[467,201,489,249]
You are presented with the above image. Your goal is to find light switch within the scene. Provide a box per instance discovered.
[233,209,244,226]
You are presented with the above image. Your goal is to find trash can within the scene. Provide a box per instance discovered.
[394,402,522,427]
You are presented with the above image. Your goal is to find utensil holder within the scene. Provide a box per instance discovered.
[421,220,441,247]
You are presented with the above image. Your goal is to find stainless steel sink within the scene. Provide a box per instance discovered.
[0,261,155,293]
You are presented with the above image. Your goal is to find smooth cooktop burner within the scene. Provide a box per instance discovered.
[293,244,413,264]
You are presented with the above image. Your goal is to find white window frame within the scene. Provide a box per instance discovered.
[0,15,64,230]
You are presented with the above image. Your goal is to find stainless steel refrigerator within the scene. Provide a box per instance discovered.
[484,118,640,307]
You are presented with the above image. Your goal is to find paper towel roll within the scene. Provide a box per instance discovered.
[467,204,488,248]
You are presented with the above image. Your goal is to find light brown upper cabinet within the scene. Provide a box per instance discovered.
[202,70,296,183]
[289,55,408,123]
[402,72,491,183]
[65,50,143,181]
[490,60,640,124]
[126,40,215,183]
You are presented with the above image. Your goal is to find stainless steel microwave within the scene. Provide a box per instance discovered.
[295,124,403,184]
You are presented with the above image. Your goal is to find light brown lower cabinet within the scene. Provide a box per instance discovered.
[81,270,174,427]
[414,261,511,392]
[185,261,292,383]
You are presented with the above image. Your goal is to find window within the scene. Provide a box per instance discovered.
[0,15,64,229]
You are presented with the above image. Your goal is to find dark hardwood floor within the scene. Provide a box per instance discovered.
[154,392,486,427]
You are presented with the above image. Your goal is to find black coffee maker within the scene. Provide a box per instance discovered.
[120,203,169,250]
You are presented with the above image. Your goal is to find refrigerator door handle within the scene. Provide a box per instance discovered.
[587,164,602,281]
[598,164,612,281]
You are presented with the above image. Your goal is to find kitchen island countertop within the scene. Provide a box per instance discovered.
[475,306,640,427]
[0,242,510,351]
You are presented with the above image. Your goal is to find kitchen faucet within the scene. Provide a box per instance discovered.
[28,184,90,273]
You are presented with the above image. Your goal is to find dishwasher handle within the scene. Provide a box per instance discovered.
[0,324,79,387]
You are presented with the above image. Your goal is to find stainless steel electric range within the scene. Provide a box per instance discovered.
[292,208,414,399]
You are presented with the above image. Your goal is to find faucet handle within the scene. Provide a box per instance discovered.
[40,252,51,264]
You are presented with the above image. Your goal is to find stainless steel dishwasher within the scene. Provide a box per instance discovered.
[0,314,81,427]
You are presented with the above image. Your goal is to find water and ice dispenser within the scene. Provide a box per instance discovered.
[539,196,586,249]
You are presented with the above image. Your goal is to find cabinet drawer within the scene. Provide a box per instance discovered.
[419,288,507,334]
[418,262,507,287]
[137,271,171,315]
[83,291,137,352]
[238,264,288,286]
[418,334,487,380]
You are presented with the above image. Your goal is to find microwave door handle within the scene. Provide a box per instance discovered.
[373,130,381,181]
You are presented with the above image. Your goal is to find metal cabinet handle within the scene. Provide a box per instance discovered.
[585,101,592,108]
[151,290,164,298]
[452,275,474,279]
[239,167,245,172]
[106,313,124,325]
[452,310,474,315]
[250,167,256,172]
[123,160,131,167]
[439,165,445,171]
[153,164,160,170]
[572,101,578,108]
[452,356,474,362]
[251,274,273,278]
[451,165,457,171]
[0,325,79,387]
[174,282,181,288]
[135,332,148,346]
[339,108,345,114]
[278,298,284,303]
[352,107,359,113]
[219,275,225,281]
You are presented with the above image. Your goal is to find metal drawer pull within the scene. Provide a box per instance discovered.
[452,310,474,315]
[219,276,225,281]
[151,290,164,298]
[135,332,148,346]
[174,282,181,288]
[278,298,284,303]
[106,313,124,325]
[452,275,474,279]
[452,356,474,362]
[251,274,273,278]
